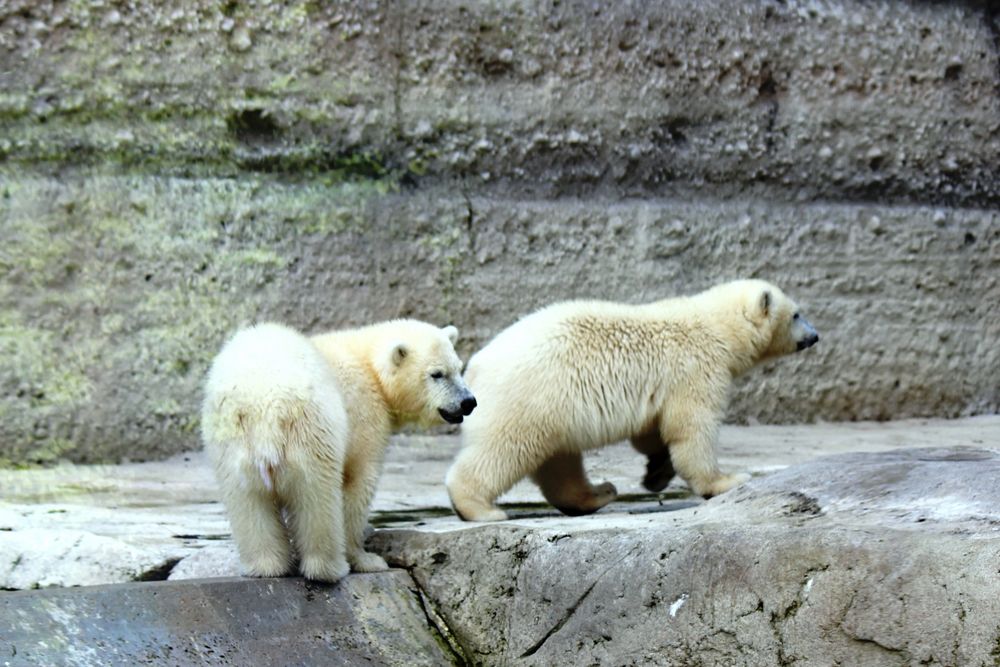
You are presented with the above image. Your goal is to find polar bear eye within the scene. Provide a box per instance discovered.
[430,371,445,380]
[793,312,800,321]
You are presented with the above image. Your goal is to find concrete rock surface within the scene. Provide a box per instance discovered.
[0,417,996,588]
[166,543,242,582]
[0,420,998,665]
[371,447,1000,666]
[0,574,457,666]
[0,528,169,590]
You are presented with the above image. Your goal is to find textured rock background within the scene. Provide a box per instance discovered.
[1,0,998,463]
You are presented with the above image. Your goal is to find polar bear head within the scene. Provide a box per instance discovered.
[378,321,477,426]
[741,280,820,362]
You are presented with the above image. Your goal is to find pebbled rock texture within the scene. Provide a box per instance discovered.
[1,0,999,462]
[2,179,996,463]
[1,1,998,201]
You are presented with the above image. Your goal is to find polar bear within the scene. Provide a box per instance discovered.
[446,279,819,522]
[202,319,476,581]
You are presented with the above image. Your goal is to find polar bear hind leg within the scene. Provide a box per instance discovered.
[531,451,617,516]
[215,451,293,578]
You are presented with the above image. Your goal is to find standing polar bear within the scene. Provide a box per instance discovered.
[446,279,819,522]
[202,320,476,581]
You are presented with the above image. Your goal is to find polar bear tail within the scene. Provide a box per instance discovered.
[218,394,310,492]
[257,460,275,492]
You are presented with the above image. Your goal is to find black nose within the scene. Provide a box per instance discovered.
[797,334,819,351]
[461,396,477,416]
[438,407,464,424]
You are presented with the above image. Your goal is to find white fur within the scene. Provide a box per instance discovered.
[446,279,816,521]
[203,320,468,581]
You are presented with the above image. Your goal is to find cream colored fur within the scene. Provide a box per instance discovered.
[446,279,819,522]
[203,319,469,581]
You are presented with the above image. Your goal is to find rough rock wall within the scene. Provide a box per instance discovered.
[1,0,998,463]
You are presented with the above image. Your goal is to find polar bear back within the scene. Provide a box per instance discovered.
[202,322,349,478]
[464,299,729,451]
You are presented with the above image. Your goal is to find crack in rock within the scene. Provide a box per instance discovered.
[407,572,470,666]
[519,545,640,658]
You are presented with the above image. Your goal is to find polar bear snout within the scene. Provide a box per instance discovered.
[439,391,477,424]
[792,314,820,351]
[797,332,819,351]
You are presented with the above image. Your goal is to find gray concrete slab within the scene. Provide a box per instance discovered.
[0,573,454,667]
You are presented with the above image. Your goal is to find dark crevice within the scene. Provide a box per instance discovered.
[390,2,405,138]
[985,3,1000,99]
[843,634,909,661]
[461,186,476,253]
[406,571,470,666]
[226,109,280,143]
[171,533,231,541]
[755,64,782,154]
[135,557,182,582]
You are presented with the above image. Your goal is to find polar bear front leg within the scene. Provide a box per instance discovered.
[531,451,617,516]
[342,456,390,573]
[660,406,748,498]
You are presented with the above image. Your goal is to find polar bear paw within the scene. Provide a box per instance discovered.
[350,551,390,573]
[448,490,510,522]
[300,555,350,583]
[244,553,293,579]
[553,481,618,517]
[699,472,751,499]
[470,507,510,522]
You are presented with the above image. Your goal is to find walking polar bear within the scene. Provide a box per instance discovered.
[446,279,819,522]
[202,320,476,581]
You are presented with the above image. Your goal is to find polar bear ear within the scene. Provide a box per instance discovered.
[389,342,409,367]
[759,290,772,319]
[441,325,459,344]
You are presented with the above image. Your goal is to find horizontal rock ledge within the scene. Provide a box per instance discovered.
[2,441,998,665]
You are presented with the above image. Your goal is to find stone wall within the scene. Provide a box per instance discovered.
[1,0,998,463]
